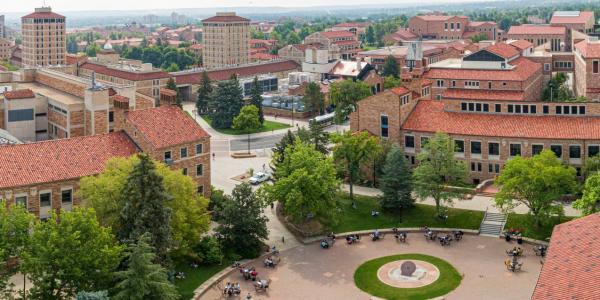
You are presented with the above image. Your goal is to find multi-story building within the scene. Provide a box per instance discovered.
[0,38,12,61]
[550,11,596,50]
[304,31,361,60]
[202,12,250,69]
[0,104,211,219]
[574,39,600,101]
[331,22,370,39]
[507,25,566,52]
[408,15,501,41]
[0,15,5,39]
[21,7,66,67]
[278,44,319,64]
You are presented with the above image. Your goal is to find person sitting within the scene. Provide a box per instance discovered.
[371,210,380,217]
[264,257,273,267]
[392,227,399,234]
[320,239,330,249]
[250,269,258,281]
[224,282,232,295]
[271,245,279,255]
[398,232,407,243]
[235,282,241,293]
[327,232,336,241]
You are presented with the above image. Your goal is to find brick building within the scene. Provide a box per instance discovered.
[0,104,211,219]
[202,12,250,69]
[574,39,600,101]
[304,31,360,60]
[331,22,370,39]
[550,11,596,50]
[0,37,11,61]
[21,7,66,67]
[408,15,500,41]
[506,25,566,52]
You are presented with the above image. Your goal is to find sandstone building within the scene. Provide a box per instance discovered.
[202,12,250,69]
[21,7,66,67]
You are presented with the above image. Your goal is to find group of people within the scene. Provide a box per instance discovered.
[264,256,278,268]
[345,234,361,244]
[534,245,548,257]
[424,227,438,241]
[506,246,524,257]
[392,228,407,243]
[223,282,241,296]
[371,229,384,241]
[236,265,258,281]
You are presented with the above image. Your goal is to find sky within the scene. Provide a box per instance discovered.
[4,0,489,12]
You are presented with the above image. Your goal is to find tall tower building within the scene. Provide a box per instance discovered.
[21,7,66,67]
[0,15,5,38]
[202,12,250,69]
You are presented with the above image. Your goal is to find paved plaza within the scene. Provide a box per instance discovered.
[202,234,542,300]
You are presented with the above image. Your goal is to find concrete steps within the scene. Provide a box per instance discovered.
[479,212,507,237]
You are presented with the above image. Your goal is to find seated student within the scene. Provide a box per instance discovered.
[374,229,380,237]
[371,210,379,217]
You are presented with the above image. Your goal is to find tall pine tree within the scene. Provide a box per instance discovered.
[382,55,399,78]
[249,76,265,125]
[303,82,325,118]
[380,145,413,213]
[119,154,172,265]
[209,79,243,129]
[196,71,212,115]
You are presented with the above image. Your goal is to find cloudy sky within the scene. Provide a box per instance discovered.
[5,0,488,12]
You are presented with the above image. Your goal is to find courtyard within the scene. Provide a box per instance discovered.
[201,233,542,300]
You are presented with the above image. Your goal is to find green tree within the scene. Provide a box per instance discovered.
[381,55,399,78]
[380,145,413,213]
[233,105,262,154]
[0,201,35,297]
[76,291,110,300]
[413,132,469,217]
[21,209,123,300]
[366,25,376,45]
[209,78,243,129]
[196,71,212,115]
[85,43,101,57]
[384,76,400,89]
[495,150,577,226]
[306,121,330,155]
[261,140,340,224]
[81,156,209,256]
[583,155,600,178]
[470,33,489,43]
[287,31,301,45]
[573,173,600,216]
[330,79,372,123]
[165,62,180,72]
[303,82,325,117]
[271,130,297,176]
[118,154,172,264]
[331,131,382,201]
[215,183,268,258]
[113,235,179,300]
[249,76,265,124]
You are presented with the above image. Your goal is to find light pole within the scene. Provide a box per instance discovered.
[291,97,295,128]
[549,82,555,102]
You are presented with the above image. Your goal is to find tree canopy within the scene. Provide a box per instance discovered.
[381,55,399,78]
[208,78,244,129]
[303,82,325,117]
[330,80,372,123]
[380,144,413,212]
[249,76,265,124]
[196,71,213,114]
[574,173,600,216]
[233,105,263,153]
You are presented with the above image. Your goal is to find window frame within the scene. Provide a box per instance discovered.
[509,143,521,157]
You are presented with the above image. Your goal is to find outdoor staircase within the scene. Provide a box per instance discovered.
[479,211,507,237]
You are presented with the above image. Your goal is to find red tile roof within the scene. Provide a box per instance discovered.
[80,62,170,81]
[531,212,600,300]
[391,86,410,96]
[4,89,35,100]
[189,44,204,50]
[574,40,600,59]
[0,132,138,189]
[485,43,520,59]
[442,89,525,101]
[425,57,541,81]
[126,106,210,149]
[507,25,566,35]
[320,31,356,39]
[468,21,496,27]
[403,100,600,140]
[389,28,418,40]
[415,15,457,21]
[173,60,300,85]
[202,15,250,23]
[160,88,177,97]
[22,11,65,19]
[550,11,595,25]
[251,53,279,60]
[509,39,534,50]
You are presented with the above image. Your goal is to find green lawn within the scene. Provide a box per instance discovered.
[505,213,573,241]
[354,254,462,300]
[201,115,290,135]
[174,259,232,300]
[332,194,485,233]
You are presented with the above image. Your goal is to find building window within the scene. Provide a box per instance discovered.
[508,104,513,113]
[488,142,500,156]
[182,168,188,176]
[61,189,72,204]
[593,60,599,74]
[543,105,549,114]
[196,164,204,176]
[451,80,456,87]
[569,145,581,159]
[532,144,544,156]
[109,111,114,123]
[180,147,188,158]
[495,104,501,113]
[550,145,563,158]
[455,140,465,153]
[544,63,550,71]
[471,141,482,155]
[380,115,389,138]
[510,143,521,156]
[405,135,415,148]
[164,151,172,161]
[15,196,27,208]
[436,80,444,87]
[556,106,562,114]
[197,185,204,194]
[8,109,34,122]
[589,145,600,157]
[461,102,467,111]
[471,162,482,172]
[196,143,203,155]
[465,81,480,88]
[495,164,500,173]
[40,192,51,207]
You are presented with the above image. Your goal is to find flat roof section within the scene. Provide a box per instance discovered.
[18,82,83,106]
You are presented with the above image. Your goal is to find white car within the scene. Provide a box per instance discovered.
[249,172,271,185]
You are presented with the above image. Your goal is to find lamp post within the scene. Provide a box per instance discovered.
[291,97,295,128]
[549,82,555,102]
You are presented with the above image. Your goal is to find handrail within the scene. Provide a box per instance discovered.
[479,206,489,234]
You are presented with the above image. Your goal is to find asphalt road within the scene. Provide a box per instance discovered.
[229,132,286,151]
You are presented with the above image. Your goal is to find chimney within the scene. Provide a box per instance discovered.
[356,58,362,72]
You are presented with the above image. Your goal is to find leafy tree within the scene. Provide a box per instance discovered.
[165,63,180,72]
[0,201,34,297]
[381,55,399,78]
[413,132,469,217]
[215,183,268,258]
[495,150,577,226]
[209,79,243,129]
[583,155,600,178]
[331,131,382,201]
[232,105,262,153]
[21,209,123,300]
[76,291,110,300]
[249,77,265,124]
[470,33,489,43]
[574,173,600,216]
[303,82,325,117]
[380,145,413,212]
[196,71,212,115]
[113,235,179,300]
[261,140,340,224]
[330,79,372,123]
[304,121,329,154]
[118,154,172,264]
[85,43,101,57]
[271,130,297,175]
[193,236,224,265]
[142,47,164,68]
[543,72,575,102]
[384,76,400,89]
[287,31,301,45]
[81,155,209,256]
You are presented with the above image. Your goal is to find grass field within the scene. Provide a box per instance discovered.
[174,259,232,300]
[332,194,485,233]
[354,253,462,300]
[504,213,573,241]
[201,115,290,135]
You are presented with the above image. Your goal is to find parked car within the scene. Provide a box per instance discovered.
[249,172,270,185]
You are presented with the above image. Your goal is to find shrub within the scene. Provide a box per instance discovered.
[194,236,224,265]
